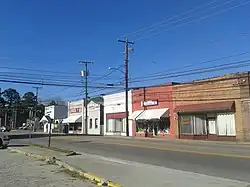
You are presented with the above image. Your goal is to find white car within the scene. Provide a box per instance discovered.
[0,133,10,149]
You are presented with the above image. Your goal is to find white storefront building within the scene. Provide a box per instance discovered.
[87,100,104,135]
[40,105,68,133]
[103,91,133,136]
[62,99,84,134]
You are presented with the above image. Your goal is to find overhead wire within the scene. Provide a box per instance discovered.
[130,50,250,79]
[134,0,250,41]
[128,59,250,83]
[121,0,227,39]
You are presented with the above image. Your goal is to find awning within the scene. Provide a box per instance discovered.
[174,101,235,113]
[136,108,169,120]
[129,110,144,120]
[62,115,82,123]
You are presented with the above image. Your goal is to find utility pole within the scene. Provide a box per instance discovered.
[118,39,134,136]
[32,86,42,118]
[32,86,42,131]
[79,60,93,135]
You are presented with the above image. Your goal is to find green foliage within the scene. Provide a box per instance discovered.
[0,88,45,127]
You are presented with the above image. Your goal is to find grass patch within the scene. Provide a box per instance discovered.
[29,143,72,154]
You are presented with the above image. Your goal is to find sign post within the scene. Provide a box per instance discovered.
[45,115,52,148]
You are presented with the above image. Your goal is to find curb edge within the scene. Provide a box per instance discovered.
[8,147,122,187]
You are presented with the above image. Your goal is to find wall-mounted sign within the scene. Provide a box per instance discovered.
[70,108,82,114]
[182,117,190,125]
[141,100,158,107]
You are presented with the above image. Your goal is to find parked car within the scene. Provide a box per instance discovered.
[0,133,10,149]
[0,126,11,132]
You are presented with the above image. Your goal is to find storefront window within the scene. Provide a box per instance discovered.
[106,118,124,132]
[194,115,207,135]
[136,121,148,133]
[179,115,193,134]
[158,118,170,134]
[95,118,98,129]
[179,115,207,135]
[89,119,93,129]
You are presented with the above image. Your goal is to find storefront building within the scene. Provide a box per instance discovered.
[40,104,68,133]
[131,83,176,138]
[173,72,250,141]
[62,99,84,134]
[87,100,104,135]
[175,101,236,141]
[103,91,133,136]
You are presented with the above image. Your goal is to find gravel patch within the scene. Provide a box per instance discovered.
[0,149,95,187]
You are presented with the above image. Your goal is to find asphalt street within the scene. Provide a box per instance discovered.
[11,136,250,184]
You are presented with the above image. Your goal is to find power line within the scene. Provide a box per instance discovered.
[134,0,250,41]
[131,50,250,79]
[0,78,124,89]
[129,59,250,83]
[121,0,223,39]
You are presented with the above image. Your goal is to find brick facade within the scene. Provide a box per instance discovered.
[172,72,250,141]
[132,83,175,137]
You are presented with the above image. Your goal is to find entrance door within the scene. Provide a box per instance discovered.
[208,118,216,134]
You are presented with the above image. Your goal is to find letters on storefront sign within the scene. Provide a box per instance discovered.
[183,118,190,125]
[141,100,158,107]
[70,108,81,113]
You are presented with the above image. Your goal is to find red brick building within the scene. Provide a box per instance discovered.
[172,72,250,141]
[130,83,177,138]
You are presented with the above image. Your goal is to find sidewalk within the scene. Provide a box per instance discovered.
[9,145,250,187]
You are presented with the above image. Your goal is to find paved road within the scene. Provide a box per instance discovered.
[0,148,95,187]
[11,136,250,184]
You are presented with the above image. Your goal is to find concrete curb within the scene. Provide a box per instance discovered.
[8,147,122,187]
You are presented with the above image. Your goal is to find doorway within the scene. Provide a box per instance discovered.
[208,118,216,135]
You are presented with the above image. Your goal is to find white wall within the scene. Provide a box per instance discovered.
[68,99,84,116]
[103,90,133,136]
[67,99,84,133]
[87,101,101,135]
[45,106,55,119]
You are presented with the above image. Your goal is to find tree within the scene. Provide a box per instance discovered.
[22,92,36,107]
[49,100,57,106]
[2,88,21,107]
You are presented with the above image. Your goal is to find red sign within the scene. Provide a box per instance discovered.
[70,108,82,114]
[106,112,127,119]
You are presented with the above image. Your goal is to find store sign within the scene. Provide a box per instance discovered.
[70,108,82,114]
[182,117,190,125]
[141,100,158,107]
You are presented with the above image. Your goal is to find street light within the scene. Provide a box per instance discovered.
[108,66,125,74]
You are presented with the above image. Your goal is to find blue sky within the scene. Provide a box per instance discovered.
[0,0,250,101]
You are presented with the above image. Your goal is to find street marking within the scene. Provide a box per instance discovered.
[98,142,250,159]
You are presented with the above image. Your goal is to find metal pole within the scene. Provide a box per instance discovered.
[48,122,51,147]
[4,111,7,126]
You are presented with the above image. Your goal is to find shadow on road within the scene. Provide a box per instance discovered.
[69,140,92,144]
[8,144,28,147]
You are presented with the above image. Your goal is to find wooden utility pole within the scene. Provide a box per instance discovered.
[32,86,42,119]
[118,39,134,136]
[32,86,42,132]
[79,60,93,135]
